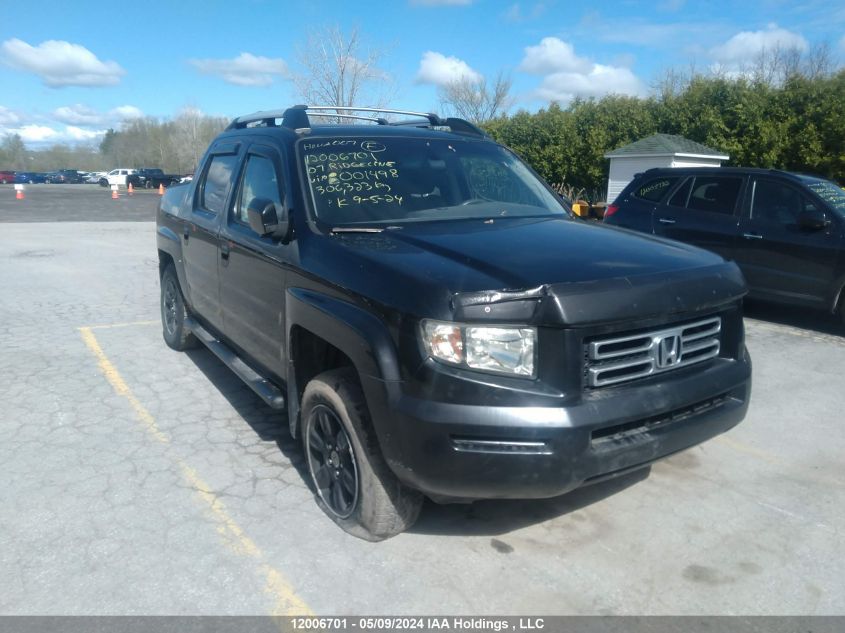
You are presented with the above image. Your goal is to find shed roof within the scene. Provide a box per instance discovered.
[605,134,729,160]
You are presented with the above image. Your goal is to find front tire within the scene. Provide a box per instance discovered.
[301,368,422,541]
[160,264,197,351]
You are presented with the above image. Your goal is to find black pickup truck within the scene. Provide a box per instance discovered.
[137,168,181,189]
[156,105,751,540]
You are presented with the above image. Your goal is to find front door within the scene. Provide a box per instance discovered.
[219,144,291,379]
[734,177,840,305]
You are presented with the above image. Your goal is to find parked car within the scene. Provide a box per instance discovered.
[604,167,845,324]
[100,168,139,187]
[14,172,47,184]
[47,169,86,184]
[0,170,16,184]
[136,168,181,189]
[84,171,107,184]
[156,105,751,540]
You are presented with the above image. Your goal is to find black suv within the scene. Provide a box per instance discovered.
[156,106,751,539]
[605,167,845,323]
[47,169,85,184]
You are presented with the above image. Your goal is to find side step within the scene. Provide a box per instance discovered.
[185,316,286,410]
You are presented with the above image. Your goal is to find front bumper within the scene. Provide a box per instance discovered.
[362,354,751,501]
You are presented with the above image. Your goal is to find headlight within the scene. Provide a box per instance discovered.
[421,320,536,377]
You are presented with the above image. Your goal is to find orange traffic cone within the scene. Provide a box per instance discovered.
[128,182,134,195]
[158,183,165,195]
[15,189,24,200]
[112,188,119,200]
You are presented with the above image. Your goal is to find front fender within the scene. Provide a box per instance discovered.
[285,287,400,435]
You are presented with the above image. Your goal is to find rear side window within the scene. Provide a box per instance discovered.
[199,154,238,214]
[686,177,742,215]
[633,177,677,202]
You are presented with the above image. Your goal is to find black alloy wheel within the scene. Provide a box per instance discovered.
[305,404,359,518]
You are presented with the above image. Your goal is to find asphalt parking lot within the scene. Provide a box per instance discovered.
[1,185,843,615]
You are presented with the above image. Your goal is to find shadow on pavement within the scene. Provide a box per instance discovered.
[411,467,650,537]
[184,347,311,485]
[184,345,653,537]
[743,299,843,336]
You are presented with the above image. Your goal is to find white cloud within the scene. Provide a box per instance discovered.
[710,25,808,65]
[519,37,645,103]
[504,2,547,22]
[415,51,482,86]
[0,105,21,126]
[189,52,288,87]
[534,65,645,102]
[52,104,143,127]
[519,37,592,75]
[410,0,473,5]
[0,38,125,87]
[0,123,108,145]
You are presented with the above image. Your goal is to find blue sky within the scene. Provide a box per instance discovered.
[1,0,844,147]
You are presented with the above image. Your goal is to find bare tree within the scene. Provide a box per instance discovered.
[438,71,513,124]
[292,25,394,117]
[1,133,27,170]
[745,42,834,86]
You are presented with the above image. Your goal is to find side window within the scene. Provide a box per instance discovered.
[633,177,677,202]
[686,177,742,215]
[234,154,283,226]
[668,177,692,207]
[199,154,238,214]
[751,179,803,224]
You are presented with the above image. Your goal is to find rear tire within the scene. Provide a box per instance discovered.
[301,368,422,541]
[160,264,197,351]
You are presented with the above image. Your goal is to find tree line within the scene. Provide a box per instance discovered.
[483,69,845,202]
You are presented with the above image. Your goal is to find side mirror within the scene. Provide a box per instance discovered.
[247,197,290,241]
[798,207,830,231]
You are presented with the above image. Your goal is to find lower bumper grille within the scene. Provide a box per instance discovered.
[591,393,730,448]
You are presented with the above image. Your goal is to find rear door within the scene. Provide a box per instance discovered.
[734,177,840,305]
[218,143,291,378]
[182,142,241,332]
[652,174,744,261]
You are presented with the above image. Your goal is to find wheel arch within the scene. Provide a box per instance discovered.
[285,288,400,438]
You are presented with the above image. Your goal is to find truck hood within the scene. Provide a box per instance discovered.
[304,216,746,325]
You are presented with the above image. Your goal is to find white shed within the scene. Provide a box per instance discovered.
[604,134,729,203]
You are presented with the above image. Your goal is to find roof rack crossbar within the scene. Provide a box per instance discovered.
[304,106,444,126]
[307,112,389,125]
[226,105,487,138]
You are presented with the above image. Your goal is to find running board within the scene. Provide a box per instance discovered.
[185,316,286,410]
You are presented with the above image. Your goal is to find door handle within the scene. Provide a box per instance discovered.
[220,242,230,260]
[742,232,763,240]
[657,217,676,225]
[183,225,189,241]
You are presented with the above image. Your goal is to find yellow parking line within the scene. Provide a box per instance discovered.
[81,320,159,330]
[78,326,313,616]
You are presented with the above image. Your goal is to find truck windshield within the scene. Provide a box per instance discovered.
[803,177,845,217]
[300,136,566,226]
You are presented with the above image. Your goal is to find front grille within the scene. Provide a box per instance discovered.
[584,316,721,388]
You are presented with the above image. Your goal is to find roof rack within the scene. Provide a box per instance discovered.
[225,105,487,138]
